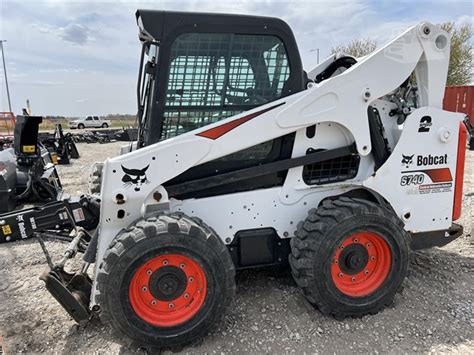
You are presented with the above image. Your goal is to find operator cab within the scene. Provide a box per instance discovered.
[135,10,305,147]
[134,10,362,199]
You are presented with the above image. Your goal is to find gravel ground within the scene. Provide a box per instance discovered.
[0,142,473,354]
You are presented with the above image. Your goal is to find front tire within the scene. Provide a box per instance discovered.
[289,197,410,318]
[96,214,236,348]
[78,123,85,129]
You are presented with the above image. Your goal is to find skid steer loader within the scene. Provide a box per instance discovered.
[3,10,468,349]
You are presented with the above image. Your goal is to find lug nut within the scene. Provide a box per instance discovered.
[338,272,343,278]
[370,256,376,261]
[163,260,168,265]
[189,277,194,282]
[340,245,344,250]
[180,263,186,268]
[184,293,190,299]
[334,259,339,264]
[142,286,147,292]
[168,303,174,309]
[353,238,359,243]
[351,277,356,282]
[151,300,157,305]
[366,243,371,247]
[364,270,369,275]
[146,269,152,275]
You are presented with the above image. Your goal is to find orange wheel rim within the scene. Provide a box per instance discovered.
[129,254,207,327]
[331,232,391,297]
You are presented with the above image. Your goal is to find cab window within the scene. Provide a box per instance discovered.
[162,33,291,140]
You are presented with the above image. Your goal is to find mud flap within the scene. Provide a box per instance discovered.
[40,269,92,324]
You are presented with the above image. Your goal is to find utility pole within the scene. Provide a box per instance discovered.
[0,40,12,112]
[310,48,320,65]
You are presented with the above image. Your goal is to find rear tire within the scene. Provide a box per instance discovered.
[289,197,410,318]
[96,213,236,348]
[78,123,85,129]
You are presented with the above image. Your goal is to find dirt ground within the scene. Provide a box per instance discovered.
[0,142,473,354]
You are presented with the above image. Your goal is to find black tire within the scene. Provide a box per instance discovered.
[78,123,85,129]
[102,123,109,128]
[289,197,410,318]
[96,213,236,349]
[88,163,103,195]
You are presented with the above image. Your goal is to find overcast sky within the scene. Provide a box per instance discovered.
[0,0,472,117]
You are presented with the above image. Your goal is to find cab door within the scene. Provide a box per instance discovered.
[83,116,93,128]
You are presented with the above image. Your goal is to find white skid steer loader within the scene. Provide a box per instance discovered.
[32,10,468,349]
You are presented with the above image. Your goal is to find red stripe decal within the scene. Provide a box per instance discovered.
[196,102,285,140]
[421,168,453,183]
[453,123,467,221]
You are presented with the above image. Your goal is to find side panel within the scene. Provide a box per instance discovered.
[170,184,354,243]
[364,107,464,232]
[170,109,463,241]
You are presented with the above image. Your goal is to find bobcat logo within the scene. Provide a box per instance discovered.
[121,165,150,191]
[401,154,414,168]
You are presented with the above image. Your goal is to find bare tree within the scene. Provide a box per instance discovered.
[440,21,473,86]
[330,38,377,58]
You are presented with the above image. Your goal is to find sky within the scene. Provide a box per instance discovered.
[0,0,472,117]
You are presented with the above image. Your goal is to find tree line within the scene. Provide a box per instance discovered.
[329,21,472,86]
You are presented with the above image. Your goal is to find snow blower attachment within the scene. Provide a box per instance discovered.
[35,10,467,349]
[0,115,61,214]
[0,115,99,243]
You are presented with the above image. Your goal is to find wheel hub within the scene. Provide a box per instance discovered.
[128,254,207,327]
[149,266,187,301]
[148,266,187,301]
[331,232,392,297]
[339,244,369,275]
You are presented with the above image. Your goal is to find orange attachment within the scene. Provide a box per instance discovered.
[129,253,207,327]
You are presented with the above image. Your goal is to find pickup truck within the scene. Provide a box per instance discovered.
[69,116,111,129]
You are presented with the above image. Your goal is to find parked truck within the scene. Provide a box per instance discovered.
[69,116,111,129]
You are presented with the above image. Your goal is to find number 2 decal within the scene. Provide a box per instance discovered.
[418,116,432,133]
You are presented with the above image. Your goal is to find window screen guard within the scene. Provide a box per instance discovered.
[161,33,291,140]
